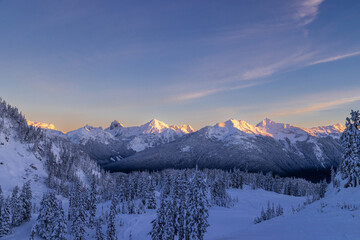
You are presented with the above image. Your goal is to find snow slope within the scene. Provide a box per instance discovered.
[4,182,360,240]
[114,188,297,240]
[216,186,360,240]
[0,134,47,199]
[0,185,307,240]
[89,186,360,240]
[0,120,48,200]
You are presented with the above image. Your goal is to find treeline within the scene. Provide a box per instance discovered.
[106,168,325,205]
[254,201,284,224]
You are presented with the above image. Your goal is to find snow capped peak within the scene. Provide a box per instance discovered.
[215,119,265,135]
[333,123,346,130]
[180,124,195,134]
[305,123,346,137]
[169,124,195,134]
[256,118,309,142]
[84,124,101,131]
[27,120,57,131]
[139,119,195,135]
[256,118,293,130]
[215,118,263,135]
[207,119,267,144]
[109,120,124,130]
[257,117,272,126]
[136,119,170,135]
[144,118,169,132]
[67,125,114,145]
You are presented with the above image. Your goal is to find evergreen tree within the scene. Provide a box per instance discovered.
[0,185,4,213]
[127,200,135,215]
[71,183,88,240]
[341,110,360,187]
[10,186,23,226]
[276,204,284,216]
[29,226,36,240]
[89,178,97,227]
[95,219,105,240]
[231,169,243,189]
[186,173,209,240]
[146,182,157,210]
[254,202,283,224]
[174,174,187,240]
[0,198,11,237]
[106,197,117,240]
[163,196,175,240]
[330,166,336,186]
[36,192,57,239]
[137,200,146,214]
[211,178,230,207]
[51,200,67,240]
[149,194,166,240]
[318,179,328,198]
[20,181,32,222]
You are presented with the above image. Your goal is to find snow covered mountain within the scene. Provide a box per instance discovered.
[50,119,195,165]
[106,118,344,180]
[206,118,344,143]
[63,119,194,150]
[67,125,116,145]
[27,115,345,178]
[305,123,346,138]
[105,118,194,152]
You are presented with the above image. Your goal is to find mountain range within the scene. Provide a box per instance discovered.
[28,117,345,180]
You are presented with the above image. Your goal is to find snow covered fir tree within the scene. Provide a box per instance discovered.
[0,99,360,239]
[340,110,360,188]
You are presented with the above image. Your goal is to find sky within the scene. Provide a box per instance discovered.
[1,0,360,132]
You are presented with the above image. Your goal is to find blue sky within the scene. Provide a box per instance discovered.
[1,0,360,131]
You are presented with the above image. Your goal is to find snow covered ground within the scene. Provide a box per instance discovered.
[3,185,360,240]
[116,185,360,240]
[217,186,360,240]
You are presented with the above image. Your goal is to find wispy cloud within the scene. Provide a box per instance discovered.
[309,50,360,65]
[241,66,277,81]
[168,49,317,102]
[171,80,272,102]
[215,50,317,84]
[271,91,360,117]
[172,89,220,102]
[294,0,324,25]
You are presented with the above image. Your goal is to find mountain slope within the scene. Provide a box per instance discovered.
[0,98,104,199]
[105,119,344,179]
[105,118,194,151]
[28,116,345,177]
[0,124,47,197]
[52,119,195,165]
